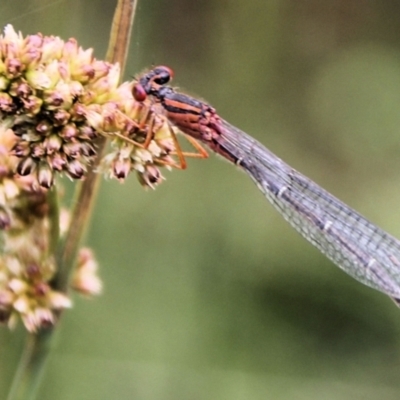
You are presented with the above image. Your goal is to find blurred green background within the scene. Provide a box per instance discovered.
[2,0,400,399]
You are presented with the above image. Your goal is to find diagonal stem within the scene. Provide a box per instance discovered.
[7,1,139,399]
[55,0,139,292]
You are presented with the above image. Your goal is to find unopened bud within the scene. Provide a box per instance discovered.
[22,95,43,115]
[36,120,52,135]
[93,60,112,80]
[139,165,163,189]
[30,143,45,158]
[49,153,66,171]
[60,124,78,139]
[43,91,63,107]
[25,69,51,90]
[71,103,86,120]
[11,142,30,157]
[6,58,22,76]
[113,158,131,180]
[158,138,175,153]
[9,80,31,98]
[66,159,85,179]
[37,162,54,188]
[53,109,70,125]
[69,81,84,97]
[17,157,36,176]
[34,308,55,328]
[44,134,62,153]
[0,93,15,113]
[62,142,81,158]
[79,125,97,140]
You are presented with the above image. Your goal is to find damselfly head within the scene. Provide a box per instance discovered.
[132,66,174,102]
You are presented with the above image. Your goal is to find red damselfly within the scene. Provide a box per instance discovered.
[133,66,400,305]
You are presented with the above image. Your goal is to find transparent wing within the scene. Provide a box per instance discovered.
[216,119,400,299]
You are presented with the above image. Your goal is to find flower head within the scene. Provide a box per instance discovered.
[0,26,198,332]
[0,25,187,189]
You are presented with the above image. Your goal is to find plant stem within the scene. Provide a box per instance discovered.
[7,186,59,400]
[55,0,139,292]
[7,1,139,399]
[6,331,53,400]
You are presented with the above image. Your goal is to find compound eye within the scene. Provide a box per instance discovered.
[132,83,147,101]
[152,66,174,85]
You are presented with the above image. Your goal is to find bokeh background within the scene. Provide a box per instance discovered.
[2,0,400,399]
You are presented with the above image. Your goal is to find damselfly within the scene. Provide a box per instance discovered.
[133,66,400,305]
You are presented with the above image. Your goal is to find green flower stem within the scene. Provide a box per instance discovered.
[6,331,53,400]
[106,0,139,74]
[54,0,139,291]
[54,151,106,292]
[7,1,139,399]
[7,187,59,400]
[7,186,60,400]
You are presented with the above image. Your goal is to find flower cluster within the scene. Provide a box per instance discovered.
[0,24,180,189]
[0,25,191,332]
[0,127,69,331]
[0,126,103,332]
[98,84,180,188]
[0,26,105,187]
